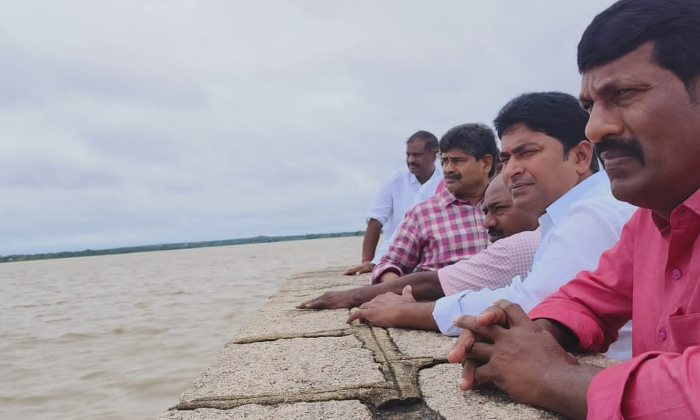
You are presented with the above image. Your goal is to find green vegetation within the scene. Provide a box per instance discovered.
[0,231,364,263]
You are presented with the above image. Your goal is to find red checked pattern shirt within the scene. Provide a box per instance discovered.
[529,187,700,419]
[371,188,489,284]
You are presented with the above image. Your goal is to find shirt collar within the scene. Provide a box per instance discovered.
[651,186,700,230]
[539,171,610,232]
[436,187,481,208]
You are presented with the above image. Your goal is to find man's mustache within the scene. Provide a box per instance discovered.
[444,173,461,181]
[488,228,503,237]
[595,137,646,166]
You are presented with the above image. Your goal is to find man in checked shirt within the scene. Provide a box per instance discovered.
[370,123,499,284]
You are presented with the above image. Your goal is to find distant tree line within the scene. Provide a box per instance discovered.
[0,231,364,263]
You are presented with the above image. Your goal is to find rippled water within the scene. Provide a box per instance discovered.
[0,236,363,420]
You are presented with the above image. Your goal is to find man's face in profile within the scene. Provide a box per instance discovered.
[580,42,700,214]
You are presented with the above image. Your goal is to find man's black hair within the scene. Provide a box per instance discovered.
[493,92,599,173]
[439,123,499,177]
[578,0,700,95]
[407,130,439,152]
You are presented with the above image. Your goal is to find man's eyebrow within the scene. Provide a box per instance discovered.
[510,142,540,154]
[580,78,619,104]
[487,200,507,209]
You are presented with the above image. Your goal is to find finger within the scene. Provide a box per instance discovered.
[300,299,328,310]
[452,314,479,330]
[447,330,475,364]
[401,285,413,299]
[493,299,531,327]
[296,297,319,309]
[472,362,495,388]
[454,316,502,342]
[358,265,373,274]
[347,309,365,324]
[344,267,358,276]
[475,305,509,328]
[359,301,371,309]
[464,341,493,363]
[459,359,478,391]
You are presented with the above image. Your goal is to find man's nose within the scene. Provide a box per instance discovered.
[483,214,497,230]
[586,104,624,144]
[502,158,523,185]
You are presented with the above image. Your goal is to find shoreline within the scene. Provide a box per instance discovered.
[0,231,363,264]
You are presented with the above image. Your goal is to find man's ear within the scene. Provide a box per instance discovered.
[573,141,594,174]
[480,154,494,175]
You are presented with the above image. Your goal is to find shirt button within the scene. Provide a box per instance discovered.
[672,269,682,280]
[658,330,667,341]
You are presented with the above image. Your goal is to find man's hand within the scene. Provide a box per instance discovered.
[447,303,510,372]
[344,263,375,276]
[346,285,416,327]
[447,300,589,413]
[297,289,360,310]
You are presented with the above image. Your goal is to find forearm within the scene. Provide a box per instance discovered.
[401,271,445,301]
[361,219,383,261]
[395,302,439,330]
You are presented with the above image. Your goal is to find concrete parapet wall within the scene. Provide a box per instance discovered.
[158,268,617,419]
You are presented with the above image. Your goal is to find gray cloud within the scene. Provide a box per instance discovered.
[0,0,615,255]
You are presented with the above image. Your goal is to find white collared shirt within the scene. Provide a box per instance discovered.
[366,164,443,245]
[432,171,637,360]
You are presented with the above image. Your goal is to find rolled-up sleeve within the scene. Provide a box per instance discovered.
[437,231,540,296]
[366,181,393,227]
[371,210,423,283]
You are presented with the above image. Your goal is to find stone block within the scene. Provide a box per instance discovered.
[178,336,388,409]
[277,273,369,292]
[268,285,362,304]
[419,364,564,420]
[387,328,456,360]
[158,400,373,420]
[232,302,351,343]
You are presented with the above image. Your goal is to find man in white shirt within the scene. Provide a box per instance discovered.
[345,131,443,275]
[347,92,635,360]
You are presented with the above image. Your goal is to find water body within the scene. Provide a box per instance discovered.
[0,236,363,420]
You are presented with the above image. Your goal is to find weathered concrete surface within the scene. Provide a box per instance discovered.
[277,270,369,292]
[420,354,619,420]
[388,328,456,360]
[178,335,387,409]
[160,267,621,419]
[420,363,564,420]
[232,302,351,343]
[158,400,373,420]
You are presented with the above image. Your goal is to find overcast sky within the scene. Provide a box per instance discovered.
[0,0,616,255]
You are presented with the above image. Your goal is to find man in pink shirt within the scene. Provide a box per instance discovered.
[448,0,700,419]
[297,174,540,311]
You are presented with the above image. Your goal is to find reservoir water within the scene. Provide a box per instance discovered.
[0,236,363,420]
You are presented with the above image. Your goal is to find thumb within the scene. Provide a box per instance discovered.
[401,285,416,302]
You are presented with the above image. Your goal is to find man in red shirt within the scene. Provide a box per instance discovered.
[447,0,700,419]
